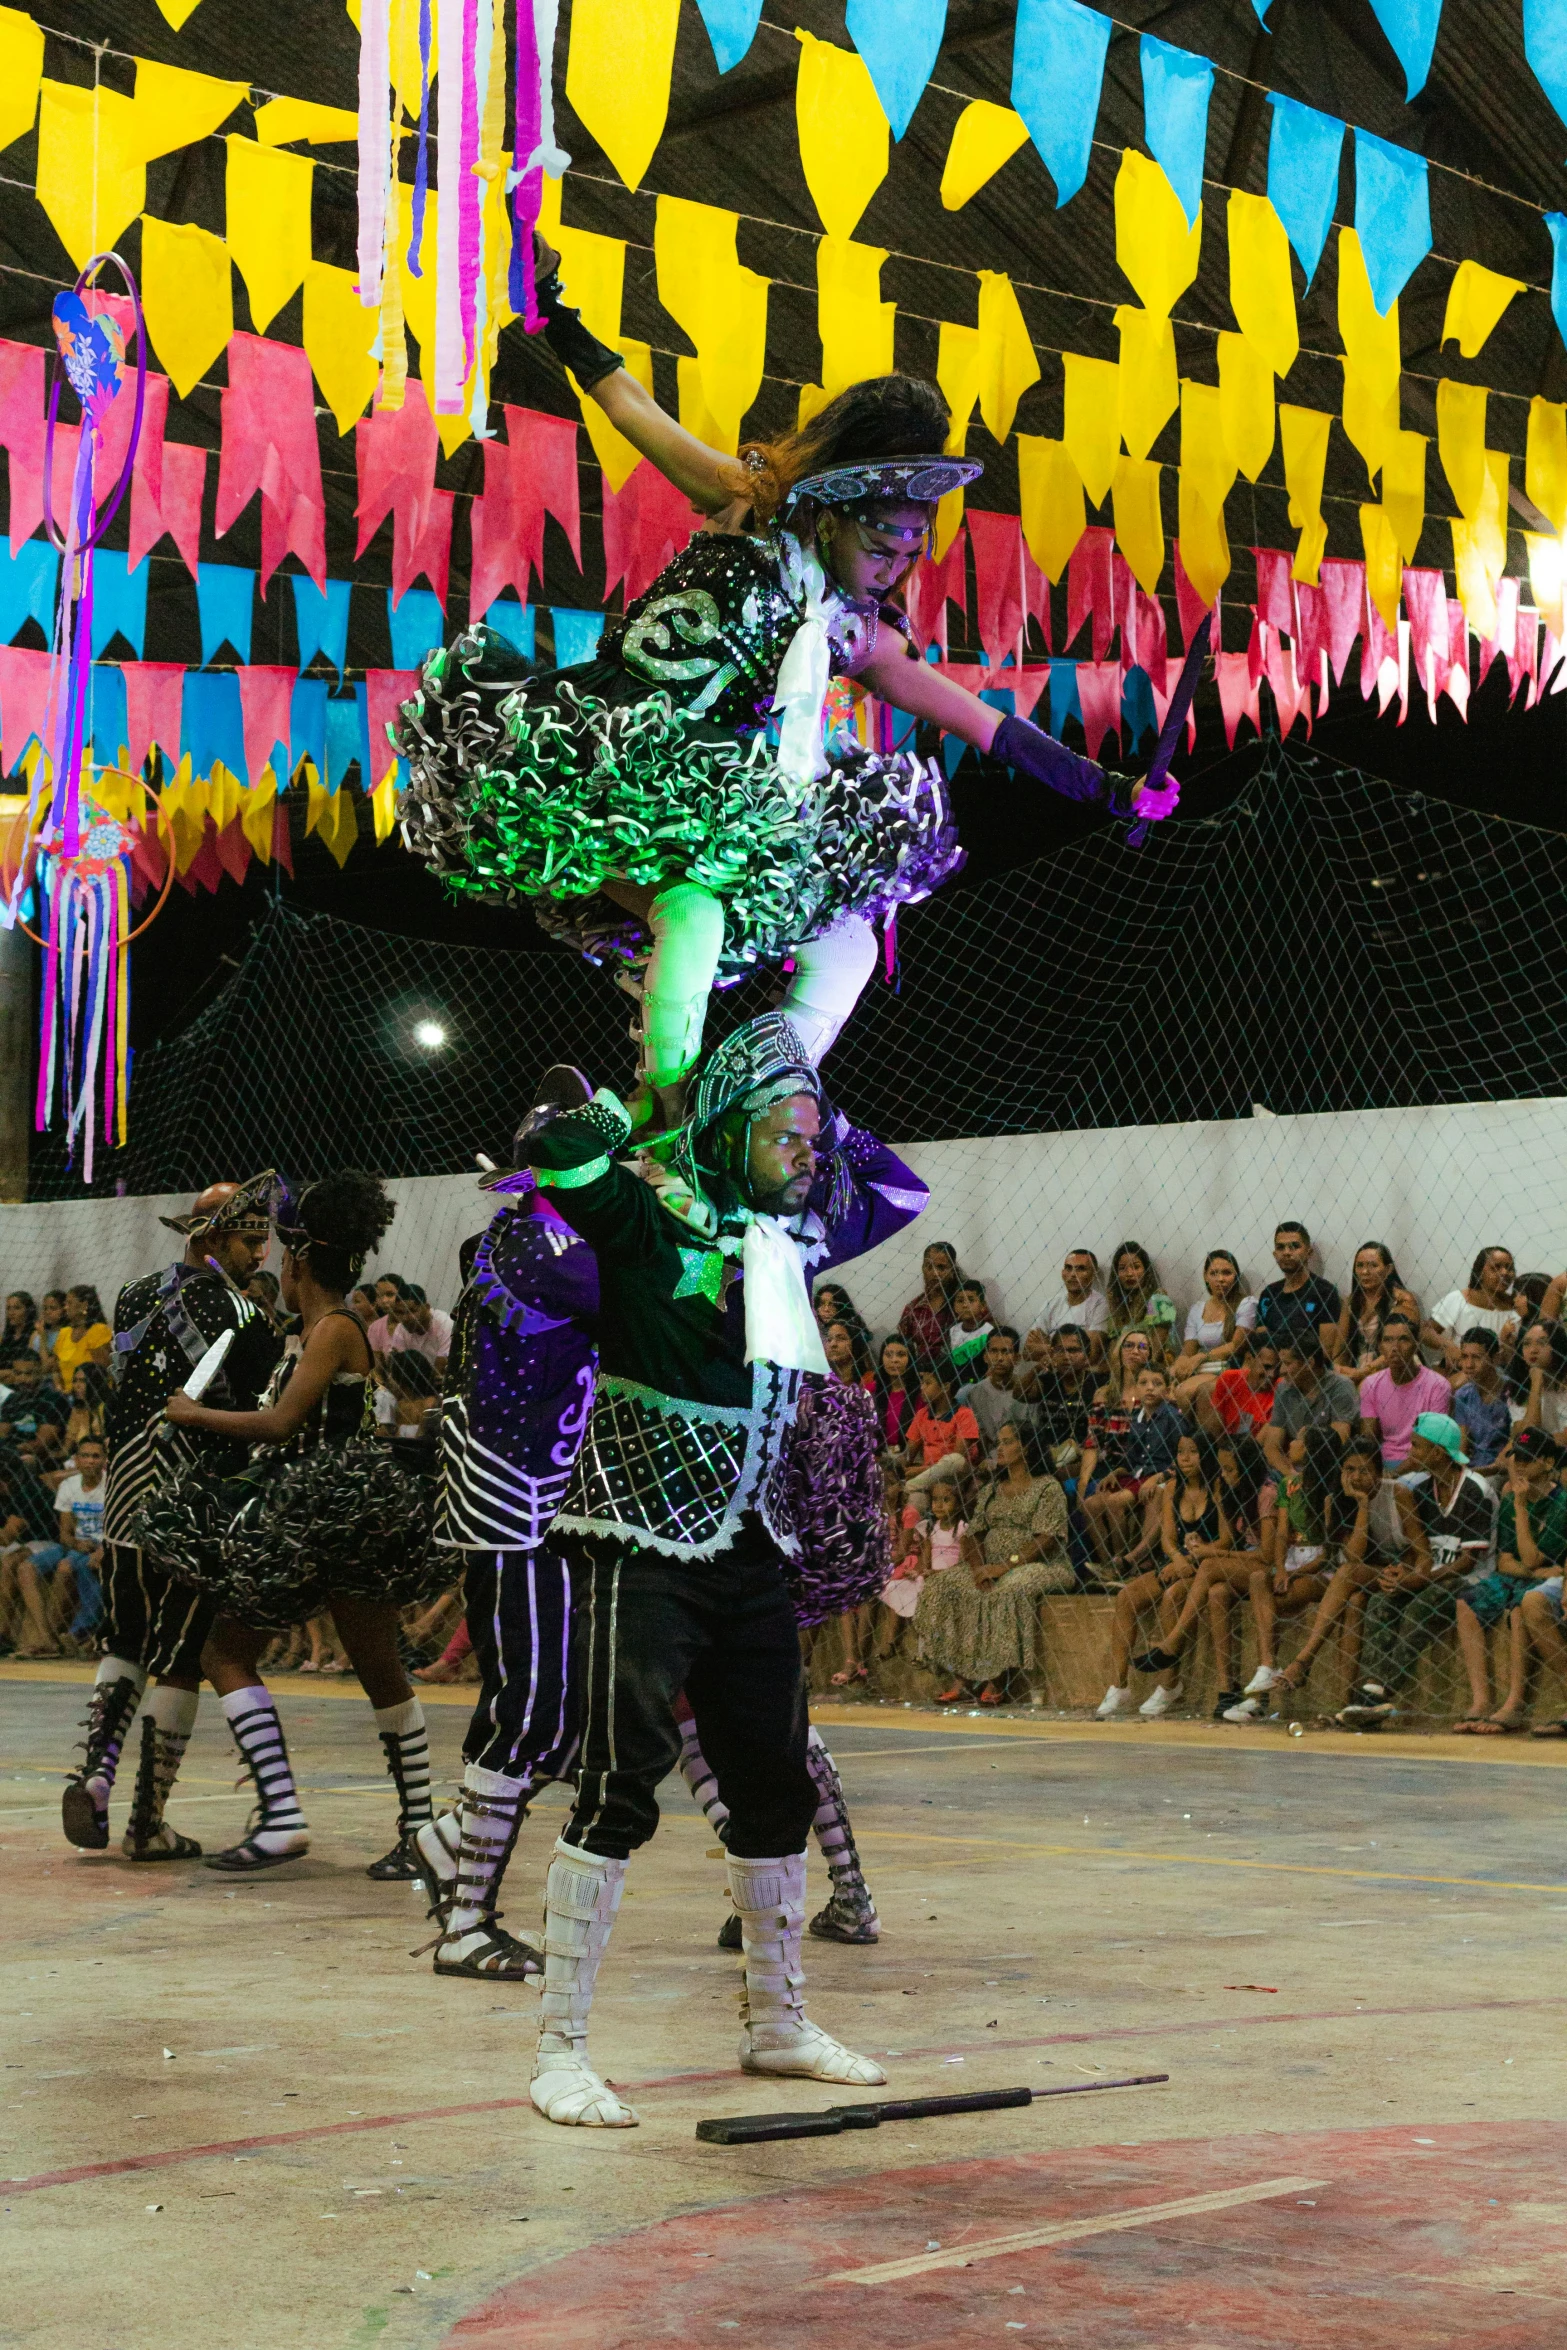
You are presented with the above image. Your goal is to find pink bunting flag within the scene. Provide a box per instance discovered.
[966,509,1026,677]
[469,405,583,612]
[127,377,207,580]
[601,462,697,609]
[1214,648,1261,748]
[1147,666,1195,753]
[1262,630,1311,738]
[213,817,253,888]
[1075,657,1122,758]
[1360,586,1398,703]
[237,666,297,788]
[1120,578,1168,693]
[1246,609,1265,690]
[1252,546,1295,638]
[905,526,967,653]
[1541,628,1565,699]
[1173,541,1216,645]
[1066,528,1114,660]
[216,337,327,592]
[1509,596,1537,706]
[392,488,454,608]
[355,380,440,557]
[1021,541,1052,653]
[364,669,418,791]
[1292,580,1329,704]
[121,663,186,779]
[1442,600,1471,719]
[1475,575,1518,690]
[0,340,46,553]
[1012,666,1050,722]
[1401,567,1448,722]
[1318,558,1365,684]
[0,643,50,776]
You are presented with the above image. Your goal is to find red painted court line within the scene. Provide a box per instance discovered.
[6,1992,1557,2199]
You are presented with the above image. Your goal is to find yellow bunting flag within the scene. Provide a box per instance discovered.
[1441,259,1525,359]
[0,8,43,156]
[1114,305,1177,462]
[140,216,233,399]
[1017,434,1086,580]
[1525,396,1567,535]
[1062,353,1120,507]
[1450,520,1497,641]
[131,60,249,161]
[801,238,895,428]
[551,203,656,488]
[1280,404,1331,584]
[654,196,769,455]
[307,772,361,868]
[795,28,888,238]
[1227,190,1297,378]
[1111,454,1164,596]
[932,322,981,554]
[1436,378,1488,519]
[153,0,206,30]
[565,0,679,193]
[1473,447,1509,581]
[1340,358,1399,488]
[1360,503,1402,631]
[1114,150,1201,319]
[976,271,1039,444]
[1524,532,1566,634]
[370,773,399,843]
[36,83,146,266]
[303,261,380,433]
[940,99,1028,212]
[253,96,360,146]
[1216,330,1274,481]
[1337,231,1400,401]
[1178,379,1233,607]
[1381,429,1426,564]
[226,138,313,334]
[240,776,277,864]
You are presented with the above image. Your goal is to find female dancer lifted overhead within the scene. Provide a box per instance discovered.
[397,239,1178,1130]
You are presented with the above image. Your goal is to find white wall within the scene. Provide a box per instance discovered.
[3,1094,1565,1334]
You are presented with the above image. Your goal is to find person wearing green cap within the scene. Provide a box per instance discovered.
[1335,1413,1498,1727]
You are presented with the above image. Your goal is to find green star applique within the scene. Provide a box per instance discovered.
[673,1245,727,1305]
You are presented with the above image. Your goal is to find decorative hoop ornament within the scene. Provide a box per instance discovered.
[4,773,175,946]
[42,250,147,550]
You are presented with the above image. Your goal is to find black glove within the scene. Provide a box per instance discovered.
[990,713,1137,817]
[534,268,626,390]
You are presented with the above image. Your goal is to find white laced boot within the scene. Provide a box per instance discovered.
[729,1852,887,2085]
[530,1839,638,2127]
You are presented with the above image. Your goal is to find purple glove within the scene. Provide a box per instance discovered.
[991,714,1137,817]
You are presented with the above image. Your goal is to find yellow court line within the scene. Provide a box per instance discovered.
[821,2175,1332,2285]
[859,1826,1567,1896]
[809,1703,1567,1770]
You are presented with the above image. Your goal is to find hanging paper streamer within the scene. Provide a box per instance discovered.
[1441,259,1525,357]
[1366,0,1442,100]
[1018,436,1086,582]
[510,0,569,331]
[1527,395,1567,534]
[654,197,770,455]
[1115,150,1201,317]
[567,0,679,194]
[1227,190,1297,376]
[1139,35,1212,228]
[1115,305,1177,461]
[0,6,42,156]
[1279,403,1331,584]
[1265,94,1344,288]
[1062,352,1120,506]
[846,0,946,142]
[1217,331,1274,481]
[976,271,1040,443]
[801,239,896,427]
[1111,454,1163,596]
[1353,129,1431,314]
[940,100,1029,211]
[1011,0,1112,209]
[796,28,889,238]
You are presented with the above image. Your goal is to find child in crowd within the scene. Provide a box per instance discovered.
[902,1365,981,1516]
[36,1291,65,1371]
[1199,1331,1281,1443]
[947,1281,996,1384]
[880,1475,964,1641]
[1215,1424,1347,1721]
[1079,1361,1185,1573]
[1451,1329,1511,1473]
[1265,1435,1431,1707]
[1096,1427,1230,1719]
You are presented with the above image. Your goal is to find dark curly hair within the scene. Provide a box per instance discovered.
[741,373,951,527]
[280,1170,395,1292]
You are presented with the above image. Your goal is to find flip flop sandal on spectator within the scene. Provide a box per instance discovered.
[1528,1718,1567,1738]
[829,1664,868,1686]
[1472,1717,1524,1735]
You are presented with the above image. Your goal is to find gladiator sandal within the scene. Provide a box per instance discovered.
[206,1693,310,1872]
[729,1852,887,2086]
[416,1769,540,1979]
[804,1729,880,1944]
[675,1715,744,1950]
[62,1667,145,1849]
[123,1710,202,1861]
[367,1701,434,1879]
[530,1839,638,2127]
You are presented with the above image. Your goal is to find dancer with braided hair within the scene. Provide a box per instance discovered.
[132,1172,443,1875]
[397,241,1179,1136]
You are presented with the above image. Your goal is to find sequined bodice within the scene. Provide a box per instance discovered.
[601,531,883,736]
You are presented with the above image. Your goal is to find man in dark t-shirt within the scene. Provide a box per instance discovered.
[1255,1220,1342,1361]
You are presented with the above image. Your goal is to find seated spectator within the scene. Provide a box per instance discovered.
[1358,1315,1453,1467]
[0,1354,72,1469]
[1452,1428,1567,1733]
[898,1241,966,1370]
[1103,1242,1177,1364]
[1029,1250,1109,1362]
[823,1318,874,1387]
[1255,1221,1341,1362]
[415,1613,474,1684]
[1134,1432,1273,1708]
[4,1291,37,1358]
[366,1273,411,1361]
[878,1472,963,1644]
[1508,1317,1567,1438]
[1422,1246,1519,1373]
[903,1365,982,1513]
[1079,1360,1185,1574]
[916,1422,1072,1706]
[59,1364,110,1471]
[863,1335,921,1452]
[53,1286,111,1386]
[1334,1242,1422,1382]
[813,1282,871,1350]
[35,1291,65,1372]
[1077,1330,1155,1544]
[1217,1424,1347,1721]
[1169,1250,1258,1407]
[39,1432,108,1644]
[348,1283,380,1325]
[0,1449,75,1656]
[1100,1430,1231,1720]
[388,1285,453,1376]
[1261,1338,1358,1478]
[245,1268,291,1332]
[1451,1330,1511,1472]
[947,1281,996,1384]
[376,1349,442,1437]
[1329,1414,1497,1727]
[1024,1324,1096,1477]
[1200,1330,1282,1444]
[1275,1434,1434,1700]
[958,1327,1031,1456]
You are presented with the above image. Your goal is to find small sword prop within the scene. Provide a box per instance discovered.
[694,2071,1170,2145]
[1126,609,1212,846]
[155,1327,233,1452]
